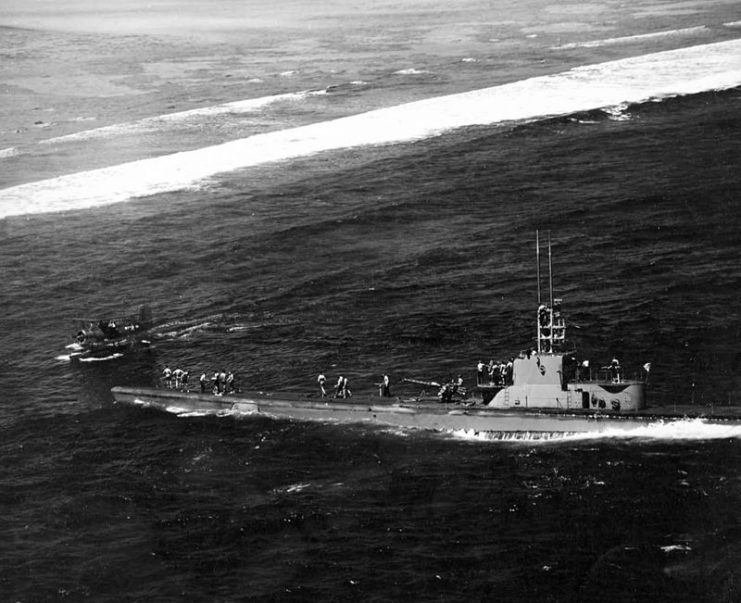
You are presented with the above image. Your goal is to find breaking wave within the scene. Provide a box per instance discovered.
[552,26,708,50]
[2,39,741,219]
[38,90,324,145]
[394,68,431,75]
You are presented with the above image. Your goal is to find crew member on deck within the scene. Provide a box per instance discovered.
[381,374,391,397]
[317,373,327,397]
[477,361,485,385]
[452,375,463,395]
[163,366,172,388]
[200,372,207,393]
[335,376,344,398]
[539,304,549,328]
[610,357,621,382]
[173,368,183,389]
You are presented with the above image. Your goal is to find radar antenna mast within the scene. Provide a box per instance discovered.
[536,231,565,354]
[536,230,542,306]
[548,231,553,309]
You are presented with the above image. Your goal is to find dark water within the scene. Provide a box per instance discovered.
[3,410,741,602]
[2,88,741,601]
[2,5,741,599]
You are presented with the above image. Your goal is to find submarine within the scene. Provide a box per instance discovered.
[110,233,741,435]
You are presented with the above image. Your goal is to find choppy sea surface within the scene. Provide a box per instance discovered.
[2,1,741,600]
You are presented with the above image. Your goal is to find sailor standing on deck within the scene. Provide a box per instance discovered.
[610,357,621,382]
[335,376,344,398]
[477,361,485,385]
[163,366,172,388]
[317,373,327,397]
[342,376,352,398]
[380,374,391,397]
[200,372,207,393]
[172,368,183,390]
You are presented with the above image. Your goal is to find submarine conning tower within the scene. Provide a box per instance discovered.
[484,232,646,413]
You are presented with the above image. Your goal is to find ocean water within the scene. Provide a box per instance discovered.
[2,1,741,600]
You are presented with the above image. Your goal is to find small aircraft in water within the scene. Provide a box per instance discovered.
[66,305,153,363]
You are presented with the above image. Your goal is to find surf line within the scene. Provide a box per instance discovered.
[38,89,325,146]
[2,38,741,219]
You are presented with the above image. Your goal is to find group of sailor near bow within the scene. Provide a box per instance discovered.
[162,366,237,395]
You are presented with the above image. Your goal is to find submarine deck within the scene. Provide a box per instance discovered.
[111,387,741,433]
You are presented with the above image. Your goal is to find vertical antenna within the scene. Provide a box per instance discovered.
[536,230,541,306]
[548,230,553,306]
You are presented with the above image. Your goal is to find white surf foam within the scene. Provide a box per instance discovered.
[2,39,741,219]
[553,26,708,50]
[273,482,312,494]
[0,147,19,159]
[602,102,632,121]
[394,68,430,75]
[660,544,692,553]
[37,90,320,146]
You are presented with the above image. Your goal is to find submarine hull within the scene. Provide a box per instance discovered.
[110,387,738,435]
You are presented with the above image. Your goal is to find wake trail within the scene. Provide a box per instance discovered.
[452,418,741,442]
[2,39,741,219]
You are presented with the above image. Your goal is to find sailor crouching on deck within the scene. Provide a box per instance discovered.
[335,376,352,398]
